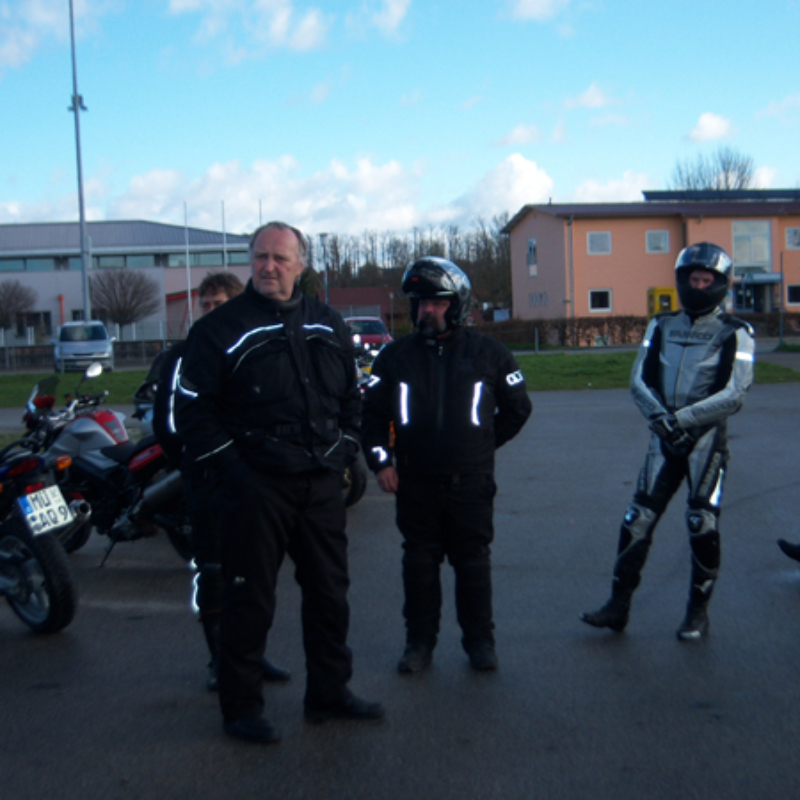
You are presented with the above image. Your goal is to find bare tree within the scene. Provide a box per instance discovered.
[669,146,755,191]
[90,269,161,328]
[0,280,37,331]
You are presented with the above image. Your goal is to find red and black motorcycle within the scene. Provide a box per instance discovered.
[23,364,192,563]
[0,435,83,632]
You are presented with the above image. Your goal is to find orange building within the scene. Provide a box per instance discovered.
[504,190,800,321]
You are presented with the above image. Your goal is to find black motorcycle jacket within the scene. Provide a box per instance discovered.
[175,281,360,475]
[362,327,532,476]
[631,308,755,433]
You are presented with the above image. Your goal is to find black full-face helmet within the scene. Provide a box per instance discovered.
[401,257,472,331]
[675,242,733,315]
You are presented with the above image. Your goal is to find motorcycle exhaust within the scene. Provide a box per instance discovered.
[53,499,92,544]
[132,469,184,523]
[69,499,92,523]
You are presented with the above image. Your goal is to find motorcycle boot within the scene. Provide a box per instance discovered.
[399,554,441,672]
[677,511,719,641]
[581,503,657,632]
[454,557,497,671]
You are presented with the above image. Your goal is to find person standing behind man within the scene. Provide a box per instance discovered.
[581,242,754,640]
[175,222,384,744]
[362,257,532,674]
[152,271,291,692]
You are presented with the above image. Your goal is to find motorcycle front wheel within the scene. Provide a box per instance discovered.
[0,519,78,633]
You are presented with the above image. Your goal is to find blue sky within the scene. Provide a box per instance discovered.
[2,0,799,237]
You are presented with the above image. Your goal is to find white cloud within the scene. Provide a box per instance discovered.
[169,0,330,54]
[510,0,570,22]
[371,0,411,35]
[752,166,777,188]
[6,152,555,235]
[571,170,651,203]
[565,82,615,110]
[107,156,423,236]
[0,0,112,75]
[345,0,411,38]
[449,154,553,221]
[756,93,800,122]
[689,112,732,142]
[493,123,542,147]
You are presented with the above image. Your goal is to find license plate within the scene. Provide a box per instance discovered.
[16,486,74,536]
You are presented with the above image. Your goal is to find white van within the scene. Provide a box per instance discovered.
[53,321,115,372]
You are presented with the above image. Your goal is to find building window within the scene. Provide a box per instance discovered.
[528,292,548,307]
[587,231,611,255]
[788,285,800,305]
[589,289,612,312]
[787,228,800,250]
[93,255,125,269]
[196,252,223,267]
[26,258,55,271]
[127,254,157,268]
[732,220,770,275]
[646,230,669,253]
[227,250,249,265]
[527,238,538,277]
[0,259,25,272]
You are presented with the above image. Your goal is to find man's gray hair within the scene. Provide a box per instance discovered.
[249,221,308,267]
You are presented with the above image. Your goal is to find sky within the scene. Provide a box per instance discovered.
[1,0,799,238]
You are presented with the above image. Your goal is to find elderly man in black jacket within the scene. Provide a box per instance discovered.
[176,221,383,744]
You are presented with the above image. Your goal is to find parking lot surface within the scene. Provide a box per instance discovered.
[1,382,799,800]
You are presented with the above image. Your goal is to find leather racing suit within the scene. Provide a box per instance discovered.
[611,307,755,613]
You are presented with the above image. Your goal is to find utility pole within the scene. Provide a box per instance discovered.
[68,0,91,321]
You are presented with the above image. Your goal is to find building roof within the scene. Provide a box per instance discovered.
[503,195,800,234]
[0,220,250,257]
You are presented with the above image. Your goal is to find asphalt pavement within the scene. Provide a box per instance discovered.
[1,376,800,800]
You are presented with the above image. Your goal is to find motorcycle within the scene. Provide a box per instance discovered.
[0,436,83,632]
[23,363,192,564]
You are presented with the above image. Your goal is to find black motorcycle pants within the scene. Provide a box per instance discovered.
[395,472,497,652]
[216,462,352,722]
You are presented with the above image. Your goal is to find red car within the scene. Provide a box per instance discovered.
[345,317,393,349]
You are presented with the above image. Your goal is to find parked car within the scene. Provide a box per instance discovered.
[345,316,393,349]
[52,321,115,372]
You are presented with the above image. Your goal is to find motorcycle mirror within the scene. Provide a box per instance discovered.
[73,362,104,395]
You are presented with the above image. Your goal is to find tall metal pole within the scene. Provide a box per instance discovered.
[320,233,329,305]
[184,203,193,332]
[222,200,228,269]
[68,0,91,320]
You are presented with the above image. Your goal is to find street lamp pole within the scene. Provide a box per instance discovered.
[68,0,91,321]
[320,233,329,305]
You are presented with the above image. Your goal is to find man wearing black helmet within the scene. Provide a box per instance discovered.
[362,257,532,673]
[581,242,755,641]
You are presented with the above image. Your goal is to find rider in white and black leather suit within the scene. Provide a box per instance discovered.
[581,242,755,640]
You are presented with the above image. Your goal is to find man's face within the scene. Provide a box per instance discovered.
[688,270,715,290]
[417,298,451,338]
[250,227,304,301]
[199,289,230,316]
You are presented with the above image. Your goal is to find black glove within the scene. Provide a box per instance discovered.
[650,413,695,458]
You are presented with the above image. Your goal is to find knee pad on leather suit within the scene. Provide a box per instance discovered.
[686,507,720,602]
[613,503,659,597]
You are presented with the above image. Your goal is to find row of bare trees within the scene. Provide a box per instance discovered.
[304,213,513,311]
